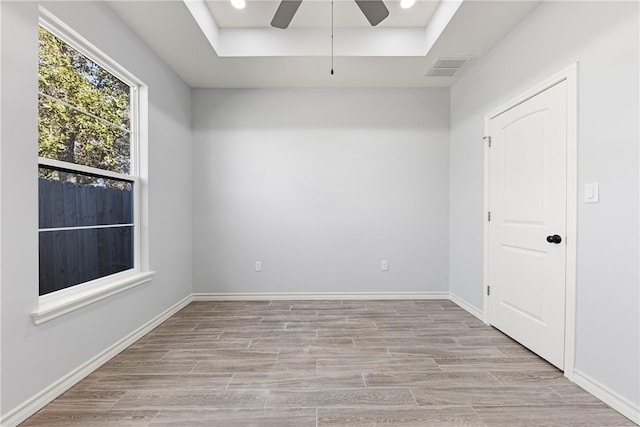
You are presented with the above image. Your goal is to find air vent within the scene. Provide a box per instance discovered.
[424,57,472,78]
[433,58,468,68]
[426,68,459,77]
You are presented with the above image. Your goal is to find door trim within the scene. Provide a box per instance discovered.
[483,63,578,379]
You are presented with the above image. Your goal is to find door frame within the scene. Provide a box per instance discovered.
[483,63,578,379]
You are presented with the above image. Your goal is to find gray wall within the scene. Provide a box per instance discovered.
[1,1,193,416]
[192,89,450,295]
[449,1,639,407]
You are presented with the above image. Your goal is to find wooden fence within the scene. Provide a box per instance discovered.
[38,178,133,296]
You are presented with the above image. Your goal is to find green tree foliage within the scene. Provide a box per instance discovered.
[38,27,131,176]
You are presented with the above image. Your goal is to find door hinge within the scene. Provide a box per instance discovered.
[487,285,491,296]
[483,136,492,147]
[487,211,491,222]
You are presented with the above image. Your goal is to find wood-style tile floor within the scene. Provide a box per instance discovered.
[21,300,634,426]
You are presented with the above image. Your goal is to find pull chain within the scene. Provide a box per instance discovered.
[330,0,334,75]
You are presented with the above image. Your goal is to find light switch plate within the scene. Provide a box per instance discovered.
[584,183,599,203]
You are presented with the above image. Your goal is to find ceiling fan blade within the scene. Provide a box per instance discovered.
[354,0,389,26]
[271,0,303,29]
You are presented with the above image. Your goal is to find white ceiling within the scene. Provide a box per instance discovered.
[206,0,440,28]
[106,0,540,88]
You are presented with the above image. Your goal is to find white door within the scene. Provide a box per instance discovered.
[488,80,567,369]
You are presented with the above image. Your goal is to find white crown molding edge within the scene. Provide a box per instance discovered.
[0,295,193,427]
[572,369,640,425]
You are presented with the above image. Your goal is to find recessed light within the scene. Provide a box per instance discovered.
[400,0,416,9]
[231,0,246,10]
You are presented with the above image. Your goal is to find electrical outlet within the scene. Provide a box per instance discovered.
[381,260,388,271]
[255,261,262,272]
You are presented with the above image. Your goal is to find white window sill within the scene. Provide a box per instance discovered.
[32,271,155,325]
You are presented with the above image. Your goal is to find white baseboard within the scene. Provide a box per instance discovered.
[192,291,450,301]
[449,292,486,323]
[0,295,193,427]
[572,369,640,425]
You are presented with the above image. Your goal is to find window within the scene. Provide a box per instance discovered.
[37,20,145,303]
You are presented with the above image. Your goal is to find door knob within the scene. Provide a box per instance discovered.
[546,235,562,244]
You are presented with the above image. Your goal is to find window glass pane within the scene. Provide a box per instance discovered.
[38,27,131,175]
[38,94,131,174]
[39,226,134,296]
[39,167,133,229]
[37,24,138,298]
[38,28,130,129]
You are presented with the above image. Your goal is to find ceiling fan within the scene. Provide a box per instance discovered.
[271,0,389,29]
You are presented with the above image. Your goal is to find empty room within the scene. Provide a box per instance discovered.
[1,0,638,426]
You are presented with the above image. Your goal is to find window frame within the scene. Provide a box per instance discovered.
[32,8,153,325]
